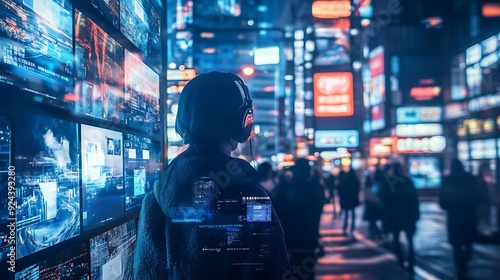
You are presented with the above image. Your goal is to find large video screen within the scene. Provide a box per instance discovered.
[314,27,350,66]
[0,114,11,265]
[450,53,467,101]
[81,124,124,231]
[15,242,89,280]
[124,134,161,212]
[408,157,441,189]
[90,219,136,280]
[124,50,160,133]
[15,114,80,259]
[0,0,74,109]
[90,0,120,28]
[120,0,162,68]
[75,10,125,123]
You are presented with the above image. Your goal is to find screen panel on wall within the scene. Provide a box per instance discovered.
[408,157,441,189]
[314,24,350,66]
[75,10,125,123]
[90,0,120,28]
[15,241,90,279]
[120,0,162,69]
[0,113,11,263]
[0,0,74,109]
[313,72,354,117]
[124,134,161,212]
[124,50,160,133]
[15,113,80,259]
[81,124,124,231]
[369,46,385,131]
[90,219,136,280]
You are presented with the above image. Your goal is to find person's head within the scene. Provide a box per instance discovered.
[293,158,310,182]
[390,162,406,177]
[257,161,274,181]
[175,71,254,154]
[450,159,465,175]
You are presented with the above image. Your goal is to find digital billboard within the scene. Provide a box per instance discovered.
[120,0,162,68]
[314,25,350,66]
[393,136,446,153]
[15,114,80,259]
[313,72,353,117]
[0,113,11,265]
[450,53,467,101]
[90,220,136,280]
[370,46,385,131]
[75,10,125,123]
[81,125,124,231]
[0,0,74,109]
[408,157,441,189]
[124,50,160,133]
[124,134,161,212]
[396,107,442,124]
[15,242,89,280]
[90,0,120,28]
[314,130,359,148]
[466,63,482,97]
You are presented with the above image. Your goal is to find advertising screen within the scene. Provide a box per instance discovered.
[396,107,442,124]
[370,46,385,131]
[75,10,125,123]
[81,125,124,231]
[395,124,443,137]
[470,139,496,160]
[194,0,242,17]
[90,220,136,280]
[314,26,350,66]
[15,114,80,259]
[369,137,392,157]
[466,44,481,65]
[15,242,89,279]
[124,134,161,212]
[313,72,353,117]
[0,114,11,264]
[0,0,73,109]
[393,136,446,154]
[408,157,441,189]
[314,130,359,148]
[90,0,120,28]
[466,64,482,97]
[124,50,160,133]
[450,54,468,101]
[120,0,162,68]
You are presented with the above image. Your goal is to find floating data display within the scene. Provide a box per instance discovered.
[90,0,120,28]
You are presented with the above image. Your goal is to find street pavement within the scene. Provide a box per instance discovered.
[315,202,500,280]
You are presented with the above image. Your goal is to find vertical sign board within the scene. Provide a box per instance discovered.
[314,72,354,117]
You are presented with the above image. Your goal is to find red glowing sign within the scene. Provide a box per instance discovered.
[314,72,354,117]
[410,86,441,100]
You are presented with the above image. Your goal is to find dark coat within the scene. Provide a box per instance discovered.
[379,175,420,234]
[337,170,360,210]
[274,178,325,250]
[439,172,480,245]
[133,148,290,279]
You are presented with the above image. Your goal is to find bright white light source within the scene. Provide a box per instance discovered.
[168,62,177,69]
[247,19,255,26]
[254,46,280,65]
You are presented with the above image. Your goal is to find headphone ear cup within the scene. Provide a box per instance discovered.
[232,106,253,143]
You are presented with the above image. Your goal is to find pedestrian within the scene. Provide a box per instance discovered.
[133,71,289,279]
[257,161,277,199]
[439,159,480,278]
[379,162,420,273]
[363,170,382,240]
[323,170,338,219]
[337,165,360,235]
[274,158,325,279]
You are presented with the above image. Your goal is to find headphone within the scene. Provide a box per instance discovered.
[231,76,254,143]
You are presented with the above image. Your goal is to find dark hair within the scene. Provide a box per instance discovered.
[175,71,246,150]
[293,158,310,182]
[257,162,274,181]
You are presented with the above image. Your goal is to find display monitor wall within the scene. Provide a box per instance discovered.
[15,113,80,259]
[81,124,124,231]
[0,0,74,109]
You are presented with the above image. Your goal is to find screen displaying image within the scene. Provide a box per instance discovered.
[466,64,482,97]
[0,114,11,265]
[75,10,125,123]
[450,54,467,100]
[120,0,162,69]
[15,242,89,280]
[15,114,80,259]
[81,124,124,231]
[90,0,120,28]
[124,134,161,212]
[90,219,136,280]
[314,27,350,66]
[124,50,160,133]
[408,157,441,189]
[0,0,73,109]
